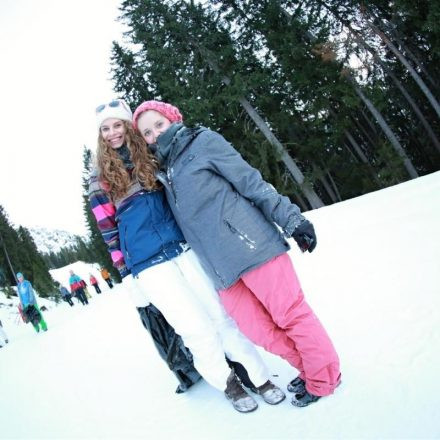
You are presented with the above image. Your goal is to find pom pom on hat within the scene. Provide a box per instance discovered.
[133,101,183,130]
[96,99,133,129]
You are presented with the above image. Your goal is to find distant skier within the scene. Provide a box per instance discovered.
[0,319,9,346]
[59,285,74,306]
[80,279,92,299]
[16,272,48,333]
[89,274,101,294]
[68,270,89,305]
[100,267,113,289]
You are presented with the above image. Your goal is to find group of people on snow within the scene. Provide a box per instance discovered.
[87,98,341,412]
[58,268,113,306]
[6,268,113,340]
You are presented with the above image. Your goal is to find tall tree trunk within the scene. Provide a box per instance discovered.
[344,129,369,164]
[343,141,362,163]
[328,104,372,164]
[385,69,440,154]
[326,170,343,202]
[343,125,382,186]
[384,24,439,93]
[291,189,309,211]
[353,84,419,178]
[344,24,440,155]
[367,22,440,120]
[351,115,378,151]
[314,166,340,203]
[361,109,380,137]
[329,106,381,185]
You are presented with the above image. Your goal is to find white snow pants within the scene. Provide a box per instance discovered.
[134,249,269,391]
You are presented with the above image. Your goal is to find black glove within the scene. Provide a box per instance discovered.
[292,220,317,253]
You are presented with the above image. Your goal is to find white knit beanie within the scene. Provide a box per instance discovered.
[96,99,133,129]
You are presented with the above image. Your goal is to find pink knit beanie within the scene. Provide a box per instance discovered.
[133,100,183,130]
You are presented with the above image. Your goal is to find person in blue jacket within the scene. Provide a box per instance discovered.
[16,272,48,333]
[68,270,89,305]
[59,285,75,306]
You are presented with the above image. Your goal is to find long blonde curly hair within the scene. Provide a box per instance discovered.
[96,121,160,201]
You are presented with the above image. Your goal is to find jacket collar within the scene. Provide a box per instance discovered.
[156,123,184,165]
[156,123,207,168]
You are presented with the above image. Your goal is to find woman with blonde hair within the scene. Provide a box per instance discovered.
[88,99,285,412]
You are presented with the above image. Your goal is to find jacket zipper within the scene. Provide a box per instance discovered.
[157,172,177,205]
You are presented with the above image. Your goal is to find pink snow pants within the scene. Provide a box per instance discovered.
[219,253,341,396]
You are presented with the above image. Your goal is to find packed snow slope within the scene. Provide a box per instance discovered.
[0,171,439,440]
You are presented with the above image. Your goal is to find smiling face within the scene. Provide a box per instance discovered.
[100,118,127,149]
[136,110,172,145]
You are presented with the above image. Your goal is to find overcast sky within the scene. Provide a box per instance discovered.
[0,0,125,236]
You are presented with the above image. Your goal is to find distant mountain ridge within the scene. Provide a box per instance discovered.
[29,227,81,255]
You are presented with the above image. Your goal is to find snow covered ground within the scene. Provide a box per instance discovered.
[1,171,439,439]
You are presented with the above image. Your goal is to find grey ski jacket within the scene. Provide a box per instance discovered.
[156,123,305,290]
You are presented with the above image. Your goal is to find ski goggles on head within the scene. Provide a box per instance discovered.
[96,100,126,113]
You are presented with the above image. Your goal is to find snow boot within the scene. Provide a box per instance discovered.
[250,380,286,405]
[224,370,258,413]
[291,389,321,407]
[287,376,306,394]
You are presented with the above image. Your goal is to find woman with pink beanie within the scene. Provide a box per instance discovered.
[133,100,341,408]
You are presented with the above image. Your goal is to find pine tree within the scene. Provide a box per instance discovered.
[109,0,439,211]
[113,0,324,208]
[0,205,25,285]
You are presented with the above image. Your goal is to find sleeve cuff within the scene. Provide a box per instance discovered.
[284,214,306,237]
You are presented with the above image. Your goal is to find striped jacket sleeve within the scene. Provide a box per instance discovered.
[88,168,129,278]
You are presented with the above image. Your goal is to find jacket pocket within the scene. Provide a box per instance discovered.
[223,191,270,251]
[224,219,257,251]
